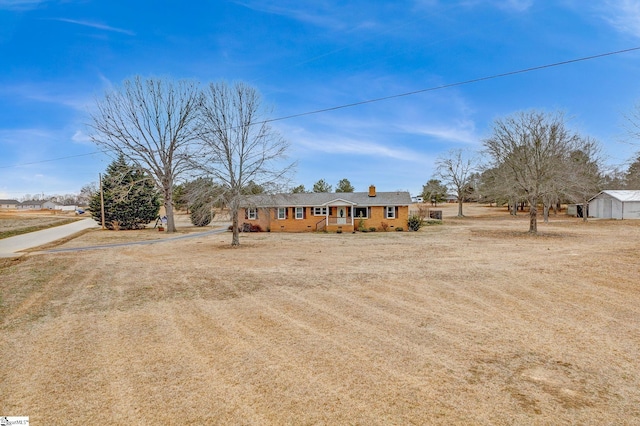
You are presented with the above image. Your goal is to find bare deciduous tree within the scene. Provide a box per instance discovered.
[196,81,292,246]
[436,149,475,217]
[624,152,640,189]
[89,76,201,232]
[483,110,580,233]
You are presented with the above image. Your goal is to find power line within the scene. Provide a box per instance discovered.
[264,46,640,123]
[0,150,106,169]
[2,46,640,170]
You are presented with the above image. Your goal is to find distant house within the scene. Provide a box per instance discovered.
[0,199,20,209]
[588,190,640,219]
[17,200,43,210]
[239,185,412,232]
[42,200,61,210]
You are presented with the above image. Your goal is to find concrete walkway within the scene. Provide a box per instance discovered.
[0,218,99,258]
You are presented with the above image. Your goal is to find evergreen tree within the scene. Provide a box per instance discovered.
[420,178,448,205]
[313,179,332,193]
[335,178,355,193]
[90,155,160,230]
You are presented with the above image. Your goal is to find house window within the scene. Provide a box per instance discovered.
[385,206,395,219]
[354,207,368,218]
[277,207,287,220]
[247,208,258,220]
[295,207,305,219]
[313,207,327,216]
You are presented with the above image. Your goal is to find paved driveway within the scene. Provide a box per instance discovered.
[0,218,99,258]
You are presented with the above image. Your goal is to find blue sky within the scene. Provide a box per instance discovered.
[2,0,640,199]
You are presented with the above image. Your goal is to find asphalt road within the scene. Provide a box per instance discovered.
[0,218,99,258]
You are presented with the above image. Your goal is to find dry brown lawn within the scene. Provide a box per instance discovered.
[0,210,80,239]
[1,204,639,425]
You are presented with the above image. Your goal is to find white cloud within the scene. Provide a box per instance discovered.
[601,0,640,38]
[454,0,532,12]
[398,120,479,145]
[3,83,93,111]
[235,1,348,30]
[0,0,47,11]
[498,0,533,12]
[52,18,136,36]
[288,127,432,163]
[72,130,92,145]
[97,73,114,91]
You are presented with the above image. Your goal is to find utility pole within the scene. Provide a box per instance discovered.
[99,173,106,230]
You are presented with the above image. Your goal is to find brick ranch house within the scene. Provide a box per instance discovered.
[239,185,412,232]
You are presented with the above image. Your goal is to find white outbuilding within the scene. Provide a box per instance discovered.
[588,190,640,219]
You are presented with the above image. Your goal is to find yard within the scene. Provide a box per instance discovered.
[1,204,639,424]
[0,210,80,239]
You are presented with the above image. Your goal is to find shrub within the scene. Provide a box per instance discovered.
[407,214,424,231]
[395,227,404,232]
[368,226,377,232]
[190,202,214,226]
[380,221,389,232]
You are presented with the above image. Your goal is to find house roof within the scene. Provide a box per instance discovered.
[19,200,43,206]
[589,190,640,203]
[244,191,412,208]
[0,199,19,204]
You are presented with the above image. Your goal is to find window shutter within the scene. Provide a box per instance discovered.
[255,209,259,219]
[244,209,248,220]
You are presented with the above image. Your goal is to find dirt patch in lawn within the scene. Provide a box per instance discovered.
[1,204,639,424]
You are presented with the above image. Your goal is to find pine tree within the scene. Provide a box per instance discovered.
[335,178,355,193]
[90,155,160,230]
[313,179,332,193]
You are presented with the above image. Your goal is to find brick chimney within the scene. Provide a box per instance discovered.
[368,185,376,197]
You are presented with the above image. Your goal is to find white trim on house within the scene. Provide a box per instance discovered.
[312,207,328,216]
[385,206,396,219]
[277,207,287,220]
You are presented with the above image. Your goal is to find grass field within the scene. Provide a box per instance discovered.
[0,210,80,239]
[1,204,639,424]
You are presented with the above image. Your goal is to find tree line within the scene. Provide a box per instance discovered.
[89,76,640,240]
[420,110,640,234]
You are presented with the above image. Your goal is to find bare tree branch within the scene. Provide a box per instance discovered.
[195,81,294,246]
[88,76,201,232]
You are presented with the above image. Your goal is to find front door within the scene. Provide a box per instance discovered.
[337,206,347,224]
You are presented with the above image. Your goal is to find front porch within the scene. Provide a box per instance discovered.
[314,201,357,232]
[317,217,356,233]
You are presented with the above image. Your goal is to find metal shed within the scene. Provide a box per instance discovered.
[588,190,640,219]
